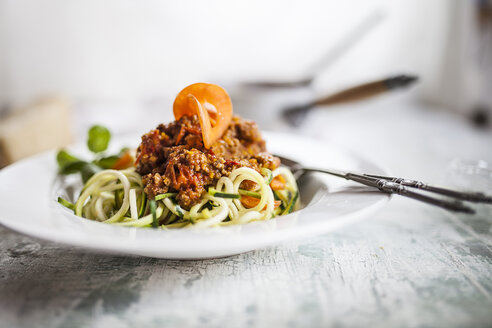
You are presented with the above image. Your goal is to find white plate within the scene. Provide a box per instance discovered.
[0,132,390,259]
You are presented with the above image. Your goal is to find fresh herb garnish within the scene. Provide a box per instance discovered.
[56,125,131,182]
[56,150,81,169]
[87,125,111,153]
[92,155,120,169]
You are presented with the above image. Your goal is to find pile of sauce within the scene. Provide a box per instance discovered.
[136,115,279,209]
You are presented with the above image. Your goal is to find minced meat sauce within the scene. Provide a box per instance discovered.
[135,115,280,209]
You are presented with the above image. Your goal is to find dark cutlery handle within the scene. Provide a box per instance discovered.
[365,175,492,203]
[344,173,475,214]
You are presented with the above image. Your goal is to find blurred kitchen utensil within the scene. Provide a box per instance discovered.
[282,74,419,126]
[229,10,385,129]
[241,9,385,89]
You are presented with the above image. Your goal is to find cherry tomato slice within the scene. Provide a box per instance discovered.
[112,151,134,170]
[173,83,233,148]
[240,195,281,210]
[270,175,286,190]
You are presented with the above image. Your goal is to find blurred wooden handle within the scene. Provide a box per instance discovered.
[314,75,418,106]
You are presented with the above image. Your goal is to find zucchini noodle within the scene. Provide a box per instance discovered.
[70,166,299,228]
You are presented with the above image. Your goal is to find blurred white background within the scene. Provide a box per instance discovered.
[0,0,487,116]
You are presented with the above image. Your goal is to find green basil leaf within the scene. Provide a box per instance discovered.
[93,155,120,169]
[87,125,111,153]
[59,160,100,182]
[56,150,81,170]
[59,160,90,175]
[81,163,101,183]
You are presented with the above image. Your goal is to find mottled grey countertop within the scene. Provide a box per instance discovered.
[1,98,491,328]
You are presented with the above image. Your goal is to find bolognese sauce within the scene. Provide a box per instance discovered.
[136,115,280,209]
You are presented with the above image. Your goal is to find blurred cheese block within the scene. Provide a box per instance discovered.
[0,97,73,168]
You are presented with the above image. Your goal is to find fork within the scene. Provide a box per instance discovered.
[276,155,492,214]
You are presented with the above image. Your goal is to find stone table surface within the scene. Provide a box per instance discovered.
[1,97,492,328]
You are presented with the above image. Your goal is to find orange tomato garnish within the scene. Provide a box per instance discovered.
[173,83,233,149]
[112,151,134,170]
[270,175,286,190]
[240,195,259,208]
[240,195,281,210]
